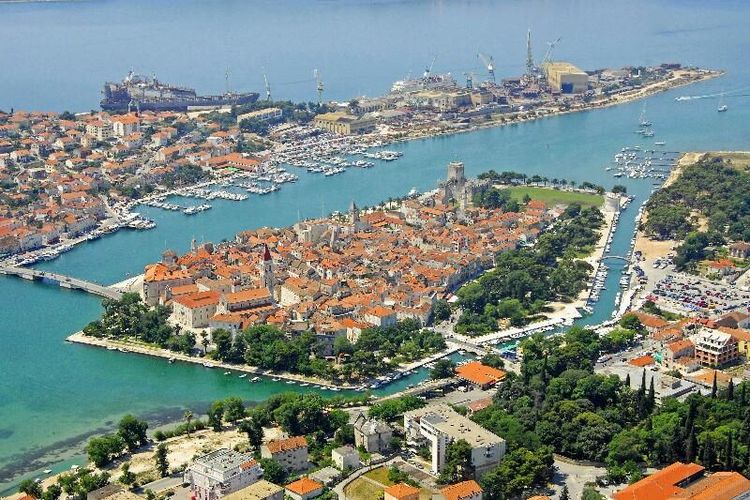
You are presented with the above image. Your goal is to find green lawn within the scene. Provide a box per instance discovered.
[364,467,393,485]
[344,477,384,500]
[504,186,604,208]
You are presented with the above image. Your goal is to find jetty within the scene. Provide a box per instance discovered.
[0,265,123,300]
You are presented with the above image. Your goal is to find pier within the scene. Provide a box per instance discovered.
[0,265,123,300]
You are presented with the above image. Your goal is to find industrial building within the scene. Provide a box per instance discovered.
[542,61,589,93]
[312,112,375,135]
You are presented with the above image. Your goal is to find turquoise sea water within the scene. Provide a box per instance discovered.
[1,0,749,490]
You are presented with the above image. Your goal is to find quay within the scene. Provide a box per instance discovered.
[0,265,123,300]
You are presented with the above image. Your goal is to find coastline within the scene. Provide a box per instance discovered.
[1,69,723,271]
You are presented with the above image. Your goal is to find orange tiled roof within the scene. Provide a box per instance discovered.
[440,480,483,500]
[685,471,750,499]
[456,361,506,386]
[285,477,322,496]
[383,483,420,499]
[613,462,704,500]
[266,435,308,453]
[173,291,220,309]
[629,355,655,367]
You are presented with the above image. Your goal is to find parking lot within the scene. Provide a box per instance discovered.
[645,268,750,317]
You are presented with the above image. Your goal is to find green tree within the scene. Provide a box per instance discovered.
[480,447,553,499]
[223,397,246,423]
[119,463,135,486]
[117,414,149,452]
[41,484,62,500]
[432,299,452,323]
[155,443,169,477]
[431,359,456,380]
[259,458,287,484]
[183,410,194,437]
[18,479,43,499]
[239,419,264,450]
[439,439,473,484]
[208,400,225,431]
[87,434,125,467]
[560,485,570,500]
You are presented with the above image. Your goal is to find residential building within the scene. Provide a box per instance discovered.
[440,480,483,500]
[404,404,505,478]
[261,436,309,472]
[222,480,284,500]
[284,477,323,500]
[85,120,112,141]
[184,448,264,500]
[353,412,392,453]
[694,329,738,367]
[383,483,420,500]
[331,445,360,470]
[308,467,340,487]
[729,242,750,260]
[612,461,750,500]
[111,114,141,137]
[313,112,376,135]
[661,339,695,369]
[455,361,506,389]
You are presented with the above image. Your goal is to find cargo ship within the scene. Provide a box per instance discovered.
[101,71,259,112]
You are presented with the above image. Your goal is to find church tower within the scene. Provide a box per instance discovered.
[259,244,274,295]
[349,200,360,226]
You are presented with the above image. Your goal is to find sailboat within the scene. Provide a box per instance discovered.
[639,102,652,127]
[718,91,728,112]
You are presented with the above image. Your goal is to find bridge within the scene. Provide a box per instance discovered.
[601,255,629,262]
[0,265,124,300]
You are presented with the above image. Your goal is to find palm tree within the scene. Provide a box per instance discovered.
[184,410,194,437]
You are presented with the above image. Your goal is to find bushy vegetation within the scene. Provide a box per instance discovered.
[83,293,195,353]
[211,319,444,382]
[455,205,603,335]
[644,156,750,270]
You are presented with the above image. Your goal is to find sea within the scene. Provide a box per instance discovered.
[0,0,749,490]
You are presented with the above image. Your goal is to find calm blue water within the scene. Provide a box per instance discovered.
[1,0,749,491]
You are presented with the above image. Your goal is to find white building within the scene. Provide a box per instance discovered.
[404,404,505,478]
[353,412,392,453]
[172,291,220,329]
[261,436,309,472]
[331,445,360,470]
[222,480,284,500]
[184,448,264,500]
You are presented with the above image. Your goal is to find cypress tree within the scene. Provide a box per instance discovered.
[741,383,747,407]
[641,368,647,393]
[726,432,734,470]
[647,376,656,412]
[702,436,715,470]
[686,425,698,462]
[625,372,631,388]
[684,399,697,435]
[711,371,718,399]
[728,379,735,401]
[560,485,570,500]
[671,424,684,462]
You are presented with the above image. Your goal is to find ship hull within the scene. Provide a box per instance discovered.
[101,93,259,112]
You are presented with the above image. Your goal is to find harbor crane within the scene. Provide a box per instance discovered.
[314,68,324,104]
[262,69,272,102]
[526,29,535,78]
[477,52,496,83]
[423,55,437,78]
[542,37,562,67]
[463,72,474,89]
